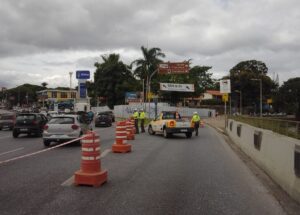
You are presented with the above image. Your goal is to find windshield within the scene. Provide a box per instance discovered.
[48,117,75,124]
[16,115,35,121]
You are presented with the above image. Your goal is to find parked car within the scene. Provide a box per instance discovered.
[13,113,48,138]
[42,115,83,147]
[0,114,15,130]
[95,114,112,127]
[98,111,115,122]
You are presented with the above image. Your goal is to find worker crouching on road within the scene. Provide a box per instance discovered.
[139,109,146,133]
[191,111,201,136]
[133,108,139,134]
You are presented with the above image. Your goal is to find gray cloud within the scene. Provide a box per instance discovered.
[0,0,299,88]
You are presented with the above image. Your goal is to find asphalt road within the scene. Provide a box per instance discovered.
[0,124,286,215]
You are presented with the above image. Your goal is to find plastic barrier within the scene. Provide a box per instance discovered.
[74,131,107,187]
[112,121,132,153]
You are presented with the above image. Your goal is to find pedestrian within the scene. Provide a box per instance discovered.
[78,111,91,134]
[139,109,146,133]
[132,108,139,134]
[87,110,94,123]
[191,111,201,136]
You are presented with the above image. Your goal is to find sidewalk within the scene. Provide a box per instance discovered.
[204,115,226,133]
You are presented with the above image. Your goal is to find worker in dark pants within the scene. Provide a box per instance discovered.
[191,111,201,136]
[133,108,139,134]
[139,109,146,133]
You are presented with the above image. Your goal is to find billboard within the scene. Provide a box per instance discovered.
[220,79,231,93]
[76,70,90,79]
[158,62,189,74]
[125,92,143,103]
[160,83,194,92]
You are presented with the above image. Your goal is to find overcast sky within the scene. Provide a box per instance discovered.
[0,0,299,88]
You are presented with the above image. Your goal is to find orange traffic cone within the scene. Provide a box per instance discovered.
[130,119,136,134]
[74,131,107,187]
[126,120,134,140]
[112,121,132,153]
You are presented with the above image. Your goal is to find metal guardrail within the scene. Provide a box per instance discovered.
[229,116,300,140]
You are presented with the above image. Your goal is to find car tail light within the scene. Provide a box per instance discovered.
[32,120,37,125]
[169,120,175,127]
[71,124,79,130]
[43,125,48,130]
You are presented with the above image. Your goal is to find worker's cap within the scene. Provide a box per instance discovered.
[193,111,198,114]
[134,108,137,111]
[139,109,144,111]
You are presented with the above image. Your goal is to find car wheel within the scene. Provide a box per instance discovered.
[163,128,170,138]
[0,127,2,131]
[43,140,50,147]
[13,130,19,138]
[186,132,192,138]
[9,127,13,131]
[148,125,155,135]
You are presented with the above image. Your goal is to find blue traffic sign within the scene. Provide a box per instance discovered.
[79,83,87,98]
[76,70,90,79]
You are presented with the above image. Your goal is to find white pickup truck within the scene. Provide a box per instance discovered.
[148,111,194,138]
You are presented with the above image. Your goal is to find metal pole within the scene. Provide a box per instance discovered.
[229,94,231,115]
[260,79,262,117]
[240,91,242,115]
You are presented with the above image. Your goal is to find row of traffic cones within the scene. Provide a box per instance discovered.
[74,119,136,187]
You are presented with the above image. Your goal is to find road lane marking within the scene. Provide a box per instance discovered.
[0,147,24,156]
[61,149,111,187]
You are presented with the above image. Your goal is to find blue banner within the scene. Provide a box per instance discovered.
[76,70,90,79]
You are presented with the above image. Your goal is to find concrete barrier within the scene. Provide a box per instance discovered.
[226,119,300,203]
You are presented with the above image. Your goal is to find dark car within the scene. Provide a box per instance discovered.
[13,113,48,138]
[0,114,15,130]
[98,111,115,122]
[95,114,112,127]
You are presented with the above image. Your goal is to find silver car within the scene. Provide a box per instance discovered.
[42,115,84,147]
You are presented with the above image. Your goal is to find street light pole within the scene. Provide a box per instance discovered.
[235,90,242,115]
[251,78,262,117]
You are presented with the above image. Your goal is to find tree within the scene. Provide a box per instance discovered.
[41,82,48,88]
[274,77,300,119]
[133,46,165,100]
[94,54,138,108]
[228,60,277,113]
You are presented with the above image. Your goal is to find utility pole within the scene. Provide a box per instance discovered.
[251,78,262,117]
[69,72,73,89]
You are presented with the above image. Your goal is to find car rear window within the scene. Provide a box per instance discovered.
[48,117,75,124]
[16,115,35,121]
[0,115,14,120]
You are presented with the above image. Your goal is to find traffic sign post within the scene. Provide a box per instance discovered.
[158,62,189,74]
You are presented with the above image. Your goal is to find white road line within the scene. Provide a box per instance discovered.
[0,147,24,156]
[61,148,111,187]
[100,149,111,158]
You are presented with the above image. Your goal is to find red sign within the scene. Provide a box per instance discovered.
[158,62,189,74]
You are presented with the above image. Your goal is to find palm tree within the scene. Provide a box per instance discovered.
[133,46,165,101]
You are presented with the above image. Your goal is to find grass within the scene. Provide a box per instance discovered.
[229,116,300,140]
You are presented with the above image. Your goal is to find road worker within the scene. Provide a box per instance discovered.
[139,109,146,133]
[132,108,139,134]
[191,111,201,136]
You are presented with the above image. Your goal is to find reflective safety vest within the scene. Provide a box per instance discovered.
[191,114,200,122]
[133,111,139,119]
[139,111,146,119]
